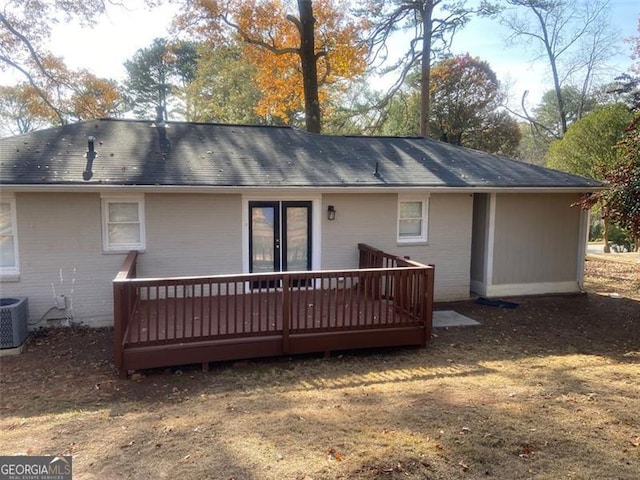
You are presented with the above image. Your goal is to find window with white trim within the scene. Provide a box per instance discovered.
[101,197,145,251]
[0,198,19,275]
[398,196,429,243]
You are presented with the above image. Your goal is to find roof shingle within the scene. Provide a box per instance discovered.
[0,118,601,189]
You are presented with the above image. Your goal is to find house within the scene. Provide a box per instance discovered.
[0,118,600,331]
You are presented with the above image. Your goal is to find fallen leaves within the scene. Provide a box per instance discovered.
[518,443,536,458]
[327,447,344,461]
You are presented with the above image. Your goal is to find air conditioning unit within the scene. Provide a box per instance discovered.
[0,297,29,349]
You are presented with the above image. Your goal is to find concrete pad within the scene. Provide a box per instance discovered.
[433,310,480,328]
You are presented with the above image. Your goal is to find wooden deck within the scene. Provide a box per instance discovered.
[113,245,435,377]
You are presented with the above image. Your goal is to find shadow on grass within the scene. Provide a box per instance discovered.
[1,294,639,478]
[1,293,638,415]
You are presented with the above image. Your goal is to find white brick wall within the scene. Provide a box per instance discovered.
[1,191,474,328]
[1,192,246,328]
[1,193,123,327]
[141,193,242,278]
[321,193,473,301]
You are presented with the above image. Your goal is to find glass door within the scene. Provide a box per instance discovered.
[249,201,312,286]
[282,202,311,272]
[249,201,279,275]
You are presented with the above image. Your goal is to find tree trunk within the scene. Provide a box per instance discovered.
[419,1,434,138]
[297,0,321,133]
[549,53,567,134]
[603,220,610,253]
[532,7,567,135]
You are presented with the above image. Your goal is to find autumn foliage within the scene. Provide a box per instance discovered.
[0,0,127,128]
[427,53,519,154]
[176,0,368,126]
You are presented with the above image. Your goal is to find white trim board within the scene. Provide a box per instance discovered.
[484,193,496,287]
[484,281,580,297]
[2,185,603,194]
[470,280,486,296]
[577,209,589,290]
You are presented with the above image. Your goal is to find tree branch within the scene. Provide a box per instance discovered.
[219,13,299,56]
[0,12,61,87]
[0,54,66,124]
[286,13,302,33]
[512,90,560,139]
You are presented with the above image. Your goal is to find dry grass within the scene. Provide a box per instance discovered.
[1,258,639,480]
[585,253,639,300]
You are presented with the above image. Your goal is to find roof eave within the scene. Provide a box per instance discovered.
[0,183,604,194]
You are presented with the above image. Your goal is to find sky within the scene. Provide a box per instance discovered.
[454,0,639,109]
[6,0,640,114]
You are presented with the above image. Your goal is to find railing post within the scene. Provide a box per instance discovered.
[422,265,435,346]
[113,251,138,379]
[282,275,291,354]
[113,281,126,378]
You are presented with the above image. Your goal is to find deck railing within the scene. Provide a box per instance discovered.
[113,245,434,373]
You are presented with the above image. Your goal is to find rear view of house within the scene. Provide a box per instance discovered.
[0,118,599,327]
[0,119,599,374]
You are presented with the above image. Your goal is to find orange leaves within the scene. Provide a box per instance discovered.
[327,446,344,461]
[178,0,368,124]
[0,68,121,131]
[1,1,143,125]
[0,83,58,133]
[71,73,122,120]
[235,0,294,48]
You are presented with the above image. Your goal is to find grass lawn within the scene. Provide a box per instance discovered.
[1,255,638,479]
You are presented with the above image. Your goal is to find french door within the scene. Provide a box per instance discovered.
[249,201,312,286]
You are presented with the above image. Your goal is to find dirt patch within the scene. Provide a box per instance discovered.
[1,260,639,479]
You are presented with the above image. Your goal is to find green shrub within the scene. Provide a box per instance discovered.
[608,224,633,252]
[589,222,604,241]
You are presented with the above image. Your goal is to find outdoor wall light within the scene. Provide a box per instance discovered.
[327,205,336,221]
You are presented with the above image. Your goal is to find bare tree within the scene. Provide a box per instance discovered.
[363,0,497,137]
[502,0,615,135]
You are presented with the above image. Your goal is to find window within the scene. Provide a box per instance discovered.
[101,197,145,251]
[0,198,19,275]
[398,196,429,243]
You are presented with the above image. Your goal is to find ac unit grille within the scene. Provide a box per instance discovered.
[0,297,28,349]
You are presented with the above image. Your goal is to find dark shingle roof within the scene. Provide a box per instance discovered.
[0,118,601,189]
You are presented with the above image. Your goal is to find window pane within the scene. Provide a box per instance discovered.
[251,206,275,273]
[399,219,422,237]
[0,236,16,268]
[0,203,12,235]
[109,203,139,222]
[108,224,141,245]
[286,207,308,271]
[400,201,422,219]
